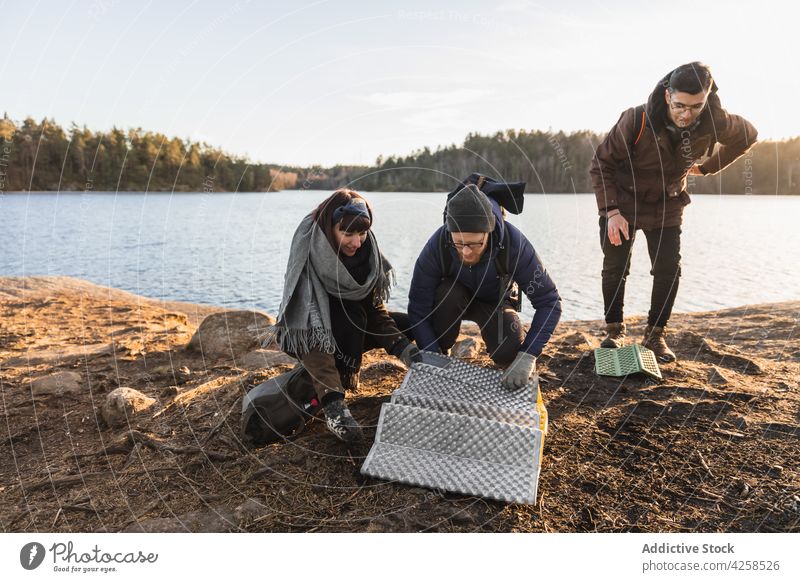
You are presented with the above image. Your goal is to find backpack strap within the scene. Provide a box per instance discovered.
[703,91,723,157]
[438,228,453,278]
[632,105,646,147]
[493,232,522,312]
[494,234,509,278]
[491,233,522,345]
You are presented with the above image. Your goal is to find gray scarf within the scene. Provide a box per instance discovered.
[264,214,393,356]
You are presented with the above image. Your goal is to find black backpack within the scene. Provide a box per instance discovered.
[240,364,320,447]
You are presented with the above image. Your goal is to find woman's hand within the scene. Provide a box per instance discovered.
[399,342,422,367]
[389,337,422,366]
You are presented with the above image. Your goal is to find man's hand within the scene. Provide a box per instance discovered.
[501,352,536,390]
[606,212,630,247]
[687,164,704,176]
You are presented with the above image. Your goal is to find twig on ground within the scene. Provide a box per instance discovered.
[201,399,239,445]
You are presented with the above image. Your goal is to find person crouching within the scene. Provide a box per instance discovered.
[406,184,562,389]
[268,189,421,444]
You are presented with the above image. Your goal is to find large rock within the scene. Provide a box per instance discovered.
[187,310,275,360]
[239,349,296,369]
[708,366,731,385]
[562,331,595,348]
[361,358,407,379]
[29,371,82,396]
[102,387,157,428]
[451,337,482,359]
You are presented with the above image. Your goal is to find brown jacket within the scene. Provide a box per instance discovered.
[591,79,757,229]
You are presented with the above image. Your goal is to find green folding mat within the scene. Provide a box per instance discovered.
[594,344,662,379]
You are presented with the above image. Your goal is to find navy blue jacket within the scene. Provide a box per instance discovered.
[408,199,562,357]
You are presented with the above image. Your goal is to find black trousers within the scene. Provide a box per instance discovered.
[599,216,682,328]
[328,297,383,392]
[393,278,524,366]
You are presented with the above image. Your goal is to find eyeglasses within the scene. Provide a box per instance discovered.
[668,96,706,113]
[449,235,487,251]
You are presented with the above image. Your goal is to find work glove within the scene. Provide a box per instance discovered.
[398,342,423,367]
[501,352,536,390]
[390,338,423,367]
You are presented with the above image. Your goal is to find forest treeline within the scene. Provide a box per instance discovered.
[0,116,299,192]
[1,115,798,195]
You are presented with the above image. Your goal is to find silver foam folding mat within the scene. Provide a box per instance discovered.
[363,404,542,503]
[361,352,545,504]
[393,364,541,428]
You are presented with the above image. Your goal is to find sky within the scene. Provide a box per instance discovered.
[2,0,798,167]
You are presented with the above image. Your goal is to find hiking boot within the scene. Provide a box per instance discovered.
[600,322,627,348]
[643,325,676,363]
[322,398,364,443]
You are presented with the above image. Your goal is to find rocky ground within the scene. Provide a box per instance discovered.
[1,276,798,532]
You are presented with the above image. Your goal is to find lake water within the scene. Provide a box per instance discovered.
[1,191,798,322]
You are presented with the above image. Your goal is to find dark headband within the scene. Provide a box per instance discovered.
[332,198,370,225]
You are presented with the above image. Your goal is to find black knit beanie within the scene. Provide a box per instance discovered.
[445,184,495,233]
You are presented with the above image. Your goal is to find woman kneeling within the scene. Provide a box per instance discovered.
[269,189,420,443]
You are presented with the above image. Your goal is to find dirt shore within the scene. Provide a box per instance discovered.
[1,276,797,532]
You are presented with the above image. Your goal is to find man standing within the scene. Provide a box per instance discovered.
[406,180,562,389]
[590,62,757,361]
